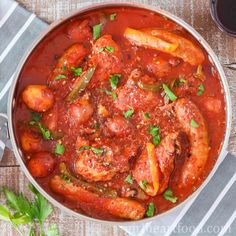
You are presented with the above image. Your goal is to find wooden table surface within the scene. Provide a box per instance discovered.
[1,0,236,235]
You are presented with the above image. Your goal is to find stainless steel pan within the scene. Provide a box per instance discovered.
[0,2,232,225]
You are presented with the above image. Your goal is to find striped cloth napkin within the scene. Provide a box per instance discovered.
[0,1,235,235]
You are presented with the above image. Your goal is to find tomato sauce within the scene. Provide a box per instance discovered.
[13,6,226,221]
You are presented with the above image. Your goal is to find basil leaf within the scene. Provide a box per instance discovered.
[163,188,178,203]
[124,108,134,119]
[110,13,117,21]
[125,174,133,184]
[71,67,83,76]
[197,84,205,96]
[109,74,121,90]
[93,23,102,40]
[163,83,178,101]
[146,202,155,217]
[190,119,199,128]
[54,74,66,81]
[55,143,65,155]
[139,180,148,190]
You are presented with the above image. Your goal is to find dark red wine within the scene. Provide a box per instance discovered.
[211,0,236,36]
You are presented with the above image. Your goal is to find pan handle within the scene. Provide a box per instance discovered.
[0,113,12,162]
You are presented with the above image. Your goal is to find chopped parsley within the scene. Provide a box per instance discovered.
[149,125,159,136]
[146,202,155,217]
[123,108,134,119]
[30,112,51,140]
[100,89,117,100]
[175,78,186,86]
[30,111,41,123]
[105,46,114,53]
[94,123,100,130]
[60,174,71,183]
[109,74,122,90]
[54,74,66,81]
[190,119,199,128]
[197,84,205,96]
[149,124,161,146]
[38,123,51,140]
[125,174,133,185]
[139,180,148,190]
[163,188,178,203]
[98,46,115,53]
[55,143,65,155]
[79,145,104,154]
[71,67,82,76]
[110,13,117,21]
[61,65,67,71]
[152,135,161,146]
[163,83,178,101]
[144,112,151,119]
[93,23,102,40]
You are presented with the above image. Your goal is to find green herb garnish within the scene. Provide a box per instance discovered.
[144,112,150,119]
[60,174,71,184]
[93,23,103,40]
[152,135,161,146]
[149,125,159,136]
[38,123,51,140]
[105,46,114,53]
[71,67,82,76]
[110,13,117,21]
[124,108,134,119]
[98,46,115,53]
[0,184,59,236]
[94,123,99,130]
[163,83,178,101]
[139,180,148,190]
[125,174,133,185]
[146,202,155,217]
[61,65,67,71]
[109,74,121,90]
[149,125,161,146]
[31,111,41,123]
[30,113,51,140]
[79,145,104,154]
[197,84,205,96]
[55,143,65,155]
[100,89,117,100]
[174,78,186,87]
[163,188,178,203]
[190,119,199,128]
[54,74,66,81]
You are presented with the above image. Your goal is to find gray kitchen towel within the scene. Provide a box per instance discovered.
[0,1,235,236]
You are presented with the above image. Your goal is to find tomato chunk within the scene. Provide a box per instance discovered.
[27,152,55,178]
